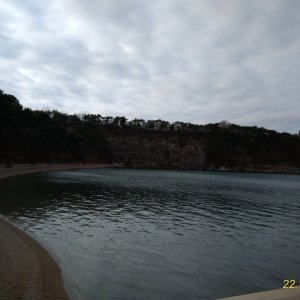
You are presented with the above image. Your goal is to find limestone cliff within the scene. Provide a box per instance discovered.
[104,129,300,172]
[106,132,208,169]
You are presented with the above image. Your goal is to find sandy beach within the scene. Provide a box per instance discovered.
[0,163,114,300]
[0,216,69,300]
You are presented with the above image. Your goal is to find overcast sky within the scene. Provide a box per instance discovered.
[1,0,300,132]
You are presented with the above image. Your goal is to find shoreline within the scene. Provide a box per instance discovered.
[0,162,117,180]
[0,216,69,300]
[0,163,115,300]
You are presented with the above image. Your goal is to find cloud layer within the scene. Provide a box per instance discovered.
[1,0,300,132]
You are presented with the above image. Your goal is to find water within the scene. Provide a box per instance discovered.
[0,169,300,299]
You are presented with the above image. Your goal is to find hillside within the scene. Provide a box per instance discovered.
[1,90,300,172]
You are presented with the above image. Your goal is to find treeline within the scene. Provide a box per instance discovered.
[1,90,300,169]
[0,91,109,164]
[41,113,296,138]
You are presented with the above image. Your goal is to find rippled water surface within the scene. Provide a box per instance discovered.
[0,169,300,299]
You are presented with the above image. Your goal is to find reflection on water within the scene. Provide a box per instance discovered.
[0,169,300,299]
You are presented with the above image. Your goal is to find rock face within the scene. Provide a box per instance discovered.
[105,129,300,172]
[106,132,208,169]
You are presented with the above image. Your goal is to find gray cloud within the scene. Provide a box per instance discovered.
[0,0,300,132]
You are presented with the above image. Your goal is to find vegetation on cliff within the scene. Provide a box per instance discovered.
[1,90,300,171]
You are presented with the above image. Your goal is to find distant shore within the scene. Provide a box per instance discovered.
[205,165,300,174]
[0,163,116,300]
[0,162,118,180]
[1,163,299,178]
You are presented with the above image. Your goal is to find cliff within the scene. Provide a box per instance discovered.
[106,131,208,169]
[104,128,300,172]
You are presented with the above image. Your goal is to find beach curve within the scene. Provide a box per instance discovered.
[0,163,115,300]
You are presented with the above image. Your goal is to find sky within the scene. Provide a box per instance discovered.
[0,0,300,133]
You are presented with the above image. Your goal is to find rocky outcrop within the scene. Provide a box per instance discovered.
[104,129,300,172]
[106,132,208,169]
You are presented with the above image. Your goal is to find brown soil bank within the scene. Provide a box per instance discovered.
[0,163,116,300]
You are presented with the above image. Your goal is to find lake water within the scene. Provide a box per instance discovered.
[0,169,300,299]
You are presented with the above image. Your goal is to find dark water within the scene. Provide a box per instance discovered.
[0,169,300,299]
